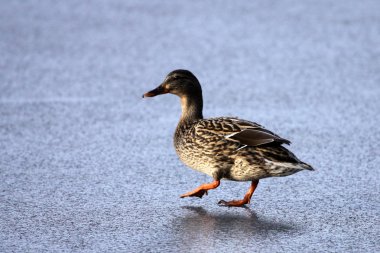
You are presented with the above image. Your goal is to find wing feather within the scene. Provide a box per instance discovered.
[194,117,290,148]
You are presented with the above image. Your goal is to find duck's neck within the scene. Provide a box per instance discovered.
[179,94,203,123]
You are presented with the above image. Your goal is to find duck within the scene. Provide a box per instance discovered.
[143,69,313,207]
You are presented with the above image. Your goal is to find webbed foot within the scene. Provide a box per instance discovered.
[217,180,259,207]
[218,199,249,207]
[181,189,208,198]
[180,180,220,199]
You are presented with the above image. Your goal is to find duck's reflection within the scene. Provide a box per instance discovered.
[171,206,298,251]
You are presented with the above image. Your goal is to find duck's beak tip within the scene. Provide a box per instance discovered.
[142,85,168,99]
[142,91,156,98]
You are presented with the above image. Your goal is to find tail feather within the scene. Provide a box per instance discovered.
[264,159,315,175]
[300,161,314,171]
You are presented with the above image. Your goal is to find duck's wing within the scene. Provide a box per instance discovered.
[195,117,290,147]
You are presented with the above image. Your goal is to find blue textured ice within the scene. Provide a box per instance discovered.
[0,0,379,252]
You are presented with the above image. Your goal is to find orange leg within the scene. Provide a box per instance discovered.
[180,180,220,199]
[218,180,259,207]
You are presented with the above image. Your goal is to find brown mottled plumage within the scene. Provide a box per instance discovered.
[143,69,313,207]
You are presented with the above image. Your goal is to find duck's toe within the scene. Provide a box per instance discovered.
[180,189,208,198]
[218,199,249,207]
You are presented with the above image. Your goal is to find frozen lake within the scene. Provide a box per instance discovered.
[1,0,379,252]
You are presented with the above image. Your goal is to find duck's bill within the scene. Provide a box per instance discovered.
[142,85,169,98]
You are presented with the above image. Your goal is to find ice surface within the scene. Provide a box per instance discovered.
[0,0,379,252]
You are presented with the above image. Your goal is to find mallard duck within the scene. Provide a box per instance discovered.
[143,69,313,207]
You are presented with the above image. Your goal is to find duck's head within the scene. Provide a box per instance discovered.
[143,69,202,98]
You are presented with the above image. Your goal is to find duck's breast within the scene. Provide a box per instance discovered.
[174,123,236,178]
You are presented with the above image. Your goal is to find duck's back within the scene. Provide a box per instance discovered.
[174,117,313,181]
